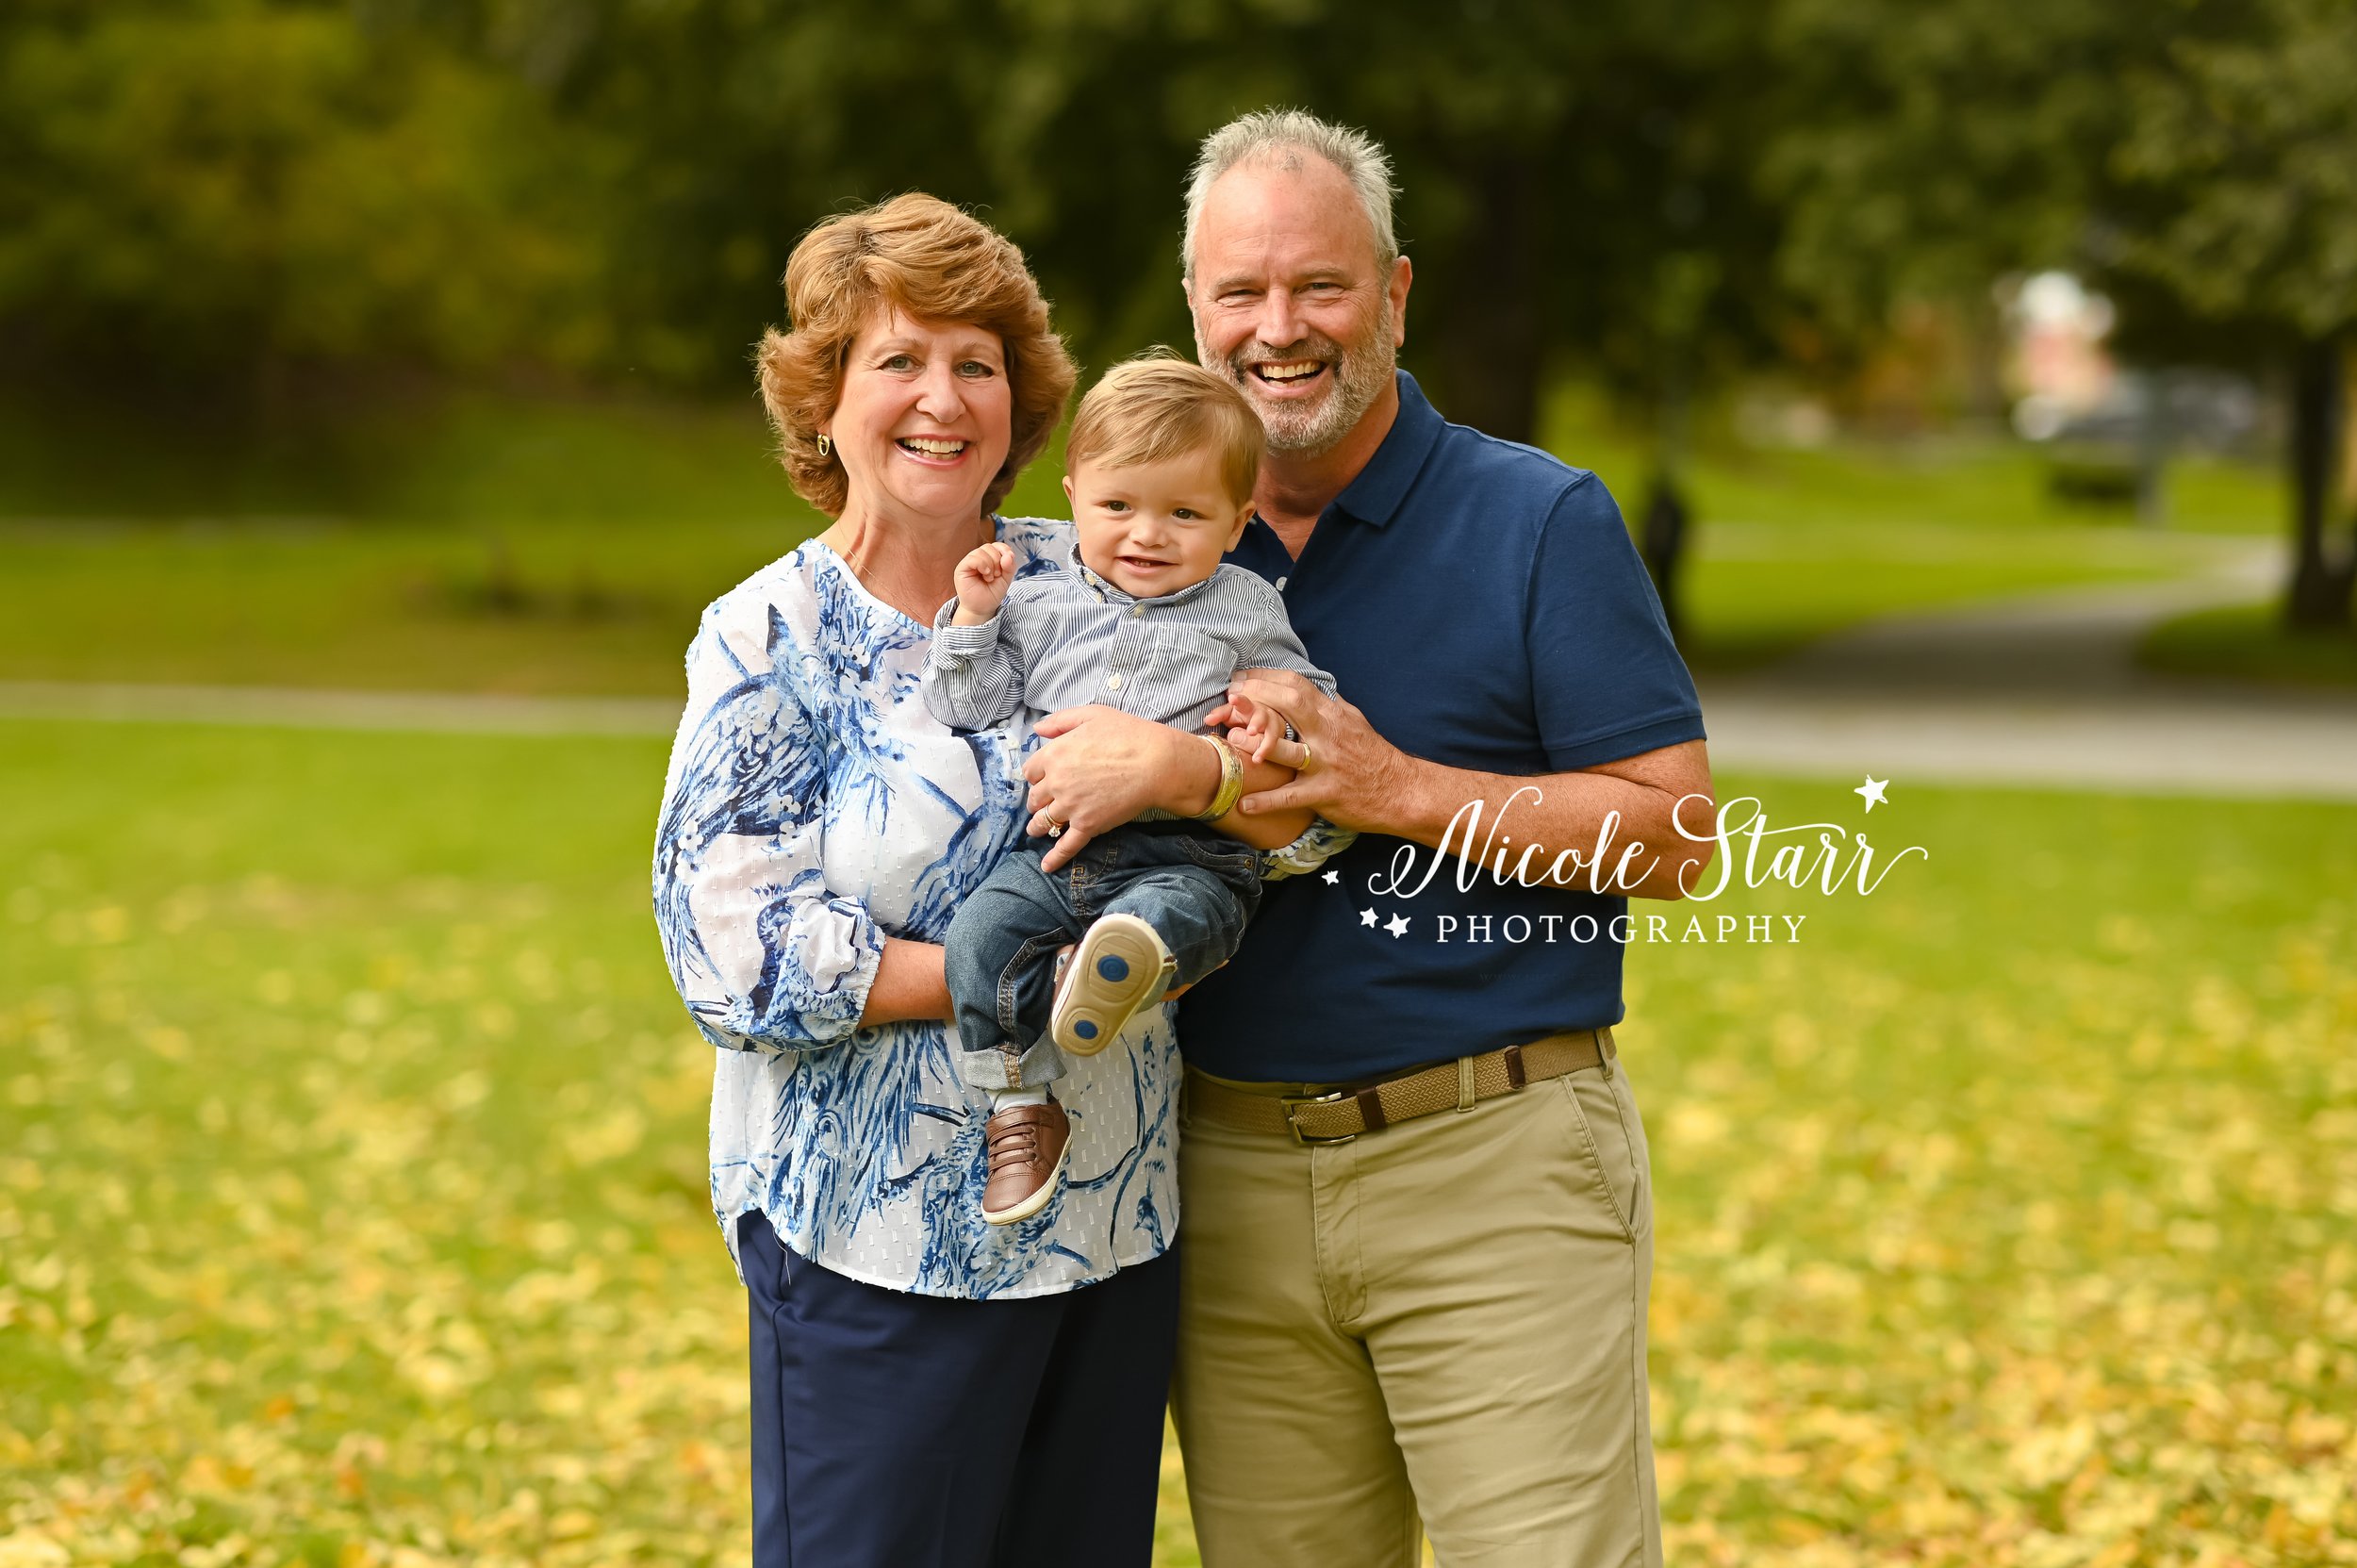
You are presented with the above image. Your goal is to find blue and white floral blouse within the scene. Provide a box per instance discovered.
[652,516,1182,1299]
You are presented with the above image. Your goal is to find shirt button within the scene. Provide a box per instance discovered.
[1129,606,1144,618]
[1106,673,1124,690]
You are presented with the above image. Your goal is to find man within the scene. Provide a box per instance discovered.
[1168,109,1713,1567]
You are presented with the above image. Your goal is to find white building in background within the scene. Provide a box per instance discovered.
[2005,271,2118,442]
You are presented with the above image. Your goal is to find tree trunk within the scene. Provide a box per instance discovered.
[2285,334,2354,628]
[1425,157,1541,444]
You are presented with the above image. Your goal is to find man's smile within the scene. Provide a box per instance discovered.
[1250,358,1329,390]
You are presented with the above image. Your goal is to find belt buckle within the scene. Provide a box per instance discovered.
[1280,1088,1356,1146]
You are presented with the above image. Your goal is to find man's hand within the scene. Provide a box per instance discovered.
[1025,706,1219,871]
[950,541,1017,626]
[1215,672,1716,899]
[1211,669,1417,833]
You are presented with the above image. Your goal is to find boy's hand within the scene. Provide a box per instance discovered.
[1225,690,1294,765]
[951,542,1018,625]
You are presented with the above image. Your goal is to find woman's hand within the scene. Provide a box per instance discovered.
[1211,670,1420,834]
[1024,707,1220,871]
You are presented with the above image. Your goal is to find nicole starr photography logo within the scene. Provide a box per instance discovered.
[1341,778,1930,946]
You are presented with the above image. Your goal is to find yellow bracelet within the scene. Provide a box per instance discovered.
[1194,734,1246,821]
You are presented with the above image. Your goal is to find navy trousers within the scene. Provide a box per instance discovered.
[738,1211,1180,1568]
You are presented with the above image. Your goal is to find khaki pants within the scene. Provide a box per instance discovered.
[1173,1056,1662,1568]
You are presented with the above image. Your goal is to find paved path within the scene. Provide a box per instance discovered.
[1700,540,2357,801]
[5,541,2351,801]
[1700,685,2357,800]
[0,680,679,736]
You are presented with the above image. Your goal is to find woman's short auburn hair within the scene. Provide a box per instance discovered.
[757,193,1077,519]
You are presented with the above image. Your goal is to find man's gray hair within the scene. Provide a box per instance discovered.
[1181,108,1399,283]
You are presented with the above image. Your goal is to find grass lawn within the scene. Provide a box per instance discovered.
[0,391,2285,693]
[2140,601,2357,690]
[3,718,2351,1566]
[0,510,2218,692]
[0,517,811,697]
[1673,520,2217,671]
[1540,390,2284,671]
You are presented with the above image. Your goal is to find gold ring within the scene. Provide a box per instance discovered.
[1296,740,1314,770]
[1045,817,1066,837]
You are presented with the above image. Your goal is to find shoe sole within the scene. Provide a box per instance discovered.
[1051,914,1176,1058]
[981,1145,1068,1226]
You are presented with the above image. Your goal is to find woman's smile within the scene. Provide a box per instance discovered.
[893,433,975,465]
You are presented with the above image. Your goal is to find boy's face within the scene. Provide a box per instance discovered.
[1063,448,1253,600]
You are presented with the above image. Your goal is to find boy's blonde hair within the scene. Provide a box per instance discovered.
[1065,351,1264,505]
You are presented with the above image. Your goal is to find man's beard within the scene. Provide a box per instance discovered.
[1196,299,1396,456]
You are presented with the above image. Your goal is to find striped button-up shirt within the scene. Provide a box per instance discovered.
[923,560,1336,735]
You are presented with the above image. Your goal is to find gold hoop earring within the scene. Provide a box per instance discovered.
[816,433,832,458]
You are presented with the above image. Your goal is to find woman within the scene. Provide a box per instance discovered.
[651,193,1302,1567]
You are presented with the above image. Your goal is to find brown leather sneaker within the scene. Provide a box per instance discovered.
[981,1098,1070,1226]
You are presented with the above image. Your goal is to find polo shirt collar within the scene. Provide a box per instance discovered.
[1072,558,1220,607]
[1328,371,1446,529]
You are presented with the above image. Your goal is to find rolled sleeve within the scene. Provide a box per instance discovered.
[1261,817,1358,881]
[652,613,884,1052]
[929,601,1004,662]
[923,600,1024,730]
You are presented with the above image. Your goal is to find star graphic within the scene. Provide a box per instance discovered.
[1360,907,1378,928]
[1855,776,1890,812]
[1385,913,1409,937]
[1322,869,1340,885]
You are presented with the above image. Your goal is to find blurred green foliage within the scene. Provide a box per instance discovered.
[1765,0,2357,349]
[0,0,1806,438]
[3,0,2349,626]
[1765,0,2357,622]
[7,1,2351,411]
[0,0,614,383]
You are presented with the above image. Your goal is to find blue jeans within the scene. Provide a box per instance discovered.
[946,820,1261,1092]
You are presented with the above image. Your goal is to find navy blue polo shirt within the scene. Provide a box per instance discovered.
[1178,371,1706,1082]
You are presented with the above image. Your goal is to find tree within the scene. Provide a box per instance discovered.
[0,0,612,404]
[2109,0,2357,626]
[413,0,1788,640]
[1765,0,2357,629]
[415,0,1790,448]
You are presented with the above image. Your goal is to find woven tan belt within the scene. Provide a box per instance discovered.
[1184,1029,1616,1146]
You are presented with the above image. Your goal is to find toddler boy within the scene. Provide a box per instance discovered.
[924,354,1336,1224]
